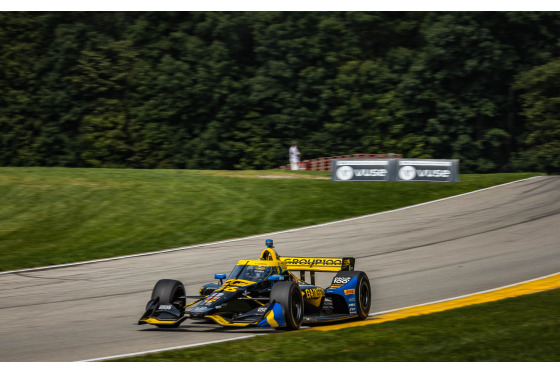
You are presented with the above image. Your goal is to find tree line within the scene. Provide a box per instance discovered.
[1,11,559,172]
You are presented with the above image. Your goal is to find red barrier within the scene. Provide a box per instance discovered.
[280,154,402,171]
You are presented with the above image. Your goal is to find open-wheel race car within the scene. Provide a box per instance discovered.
[138,240,371,330]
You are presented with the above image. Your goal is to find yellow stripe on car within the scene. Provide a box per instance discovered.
[141,318,177,324]
[206,314,251,327]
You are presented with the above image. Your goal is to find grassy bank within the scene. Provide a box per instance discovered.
[0,167,541,271]
[115,287,560,362]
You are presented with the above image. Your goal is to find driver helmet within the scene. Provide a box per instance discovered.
[246,267,256,277]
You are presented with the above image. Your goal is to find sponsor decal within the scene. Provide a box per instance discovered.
[417,169,451,178]
[192,306,210,313]
[257,307,268,313]
[304,288,324,299]
[333,277,351,284]
[158,304,173,310]
[204,292,225,304]
[352,168,387,177]
[284,257,343,267]
[344,289,355,295]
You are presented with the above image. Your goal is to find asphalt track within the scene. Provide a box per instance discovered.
[0,176,559,362]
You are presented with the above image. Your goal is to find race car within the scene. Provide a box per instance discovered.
[138,239,371,330]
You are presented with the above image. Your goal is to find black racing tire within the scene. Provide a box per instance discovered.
[355,272,371,319]
[270,281,304,330]
[150,279,186,328]
[333,271,371,320]
[151,279,186,305]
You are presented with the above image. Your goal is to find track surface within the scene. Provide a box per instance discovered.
[1,176,559,361]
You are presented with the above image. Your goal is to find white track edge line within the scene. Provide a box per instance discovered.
[80,268,560,362]
[0,176,542,276]
[79,335,257,362]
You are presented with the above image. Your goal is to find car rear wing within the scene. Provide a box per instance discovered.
[280,256,355,272]
[279,256,355,284]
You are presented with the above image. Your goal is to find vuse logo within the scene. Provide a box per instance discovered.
[336,166,354,181]
[398,165,416,180]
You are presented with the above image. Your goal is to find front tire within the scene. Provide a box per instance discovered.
[270,281,304,330]
[151,279,186,305]
[150,279,186,327]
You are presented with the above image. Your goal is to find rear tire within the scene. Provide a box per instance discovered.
[332,271,371,320]
[270,281,304,330]
[355,272,371,319]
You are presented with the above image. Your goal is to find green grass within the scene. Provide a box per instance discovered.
[0,167,542,271]
[114,287,560,362]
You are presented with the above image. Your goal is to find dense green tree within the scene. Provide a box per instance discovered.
[393,12,560,172]
[0,12,42,165]
[69,40,138,167]
[327,59,405,154]
[1,11,560,172]
[513,54,560,173]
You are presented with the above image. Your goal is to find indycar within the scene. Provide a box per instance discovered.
[138,239,371,330]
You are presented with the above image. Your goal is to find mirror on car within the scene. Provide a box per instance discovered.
[268,275,285,281]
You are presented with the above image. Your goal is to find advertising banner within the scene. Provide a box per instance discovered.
[332,160,391,181]
[332,158,459,182]
[396,159,460,182]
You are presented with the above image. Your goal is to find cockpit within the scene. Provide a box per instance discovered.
[227,264,280,282]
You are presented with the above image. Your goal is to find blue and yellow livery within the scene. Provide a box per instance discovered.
[138,240,371,330]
